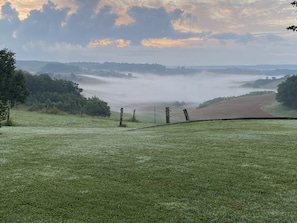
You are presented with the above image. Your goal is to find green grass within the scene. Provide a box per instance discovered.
[264,102,297,118]
[1,110,297,222]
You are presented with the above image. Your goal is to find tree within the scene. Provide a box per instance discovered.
[24,73,86,114]
[276,75,297,108]
[287,1,297,31]
[84,96,111,117]
[0,49,29,106]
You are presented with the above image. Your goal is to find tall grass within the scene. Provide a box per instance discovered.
[1,110,297,222]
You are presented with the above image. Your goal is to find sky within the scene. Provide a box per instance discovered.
[0,0,296,66]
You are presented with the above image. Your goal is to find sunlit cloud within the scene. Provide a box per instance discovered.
[115,14,133,26]
[0,0,296,65]
[142,37,202,48]
[89,39,113,47]
[116,39,131,48]
[0,0,77,20]
[88,39,131,48]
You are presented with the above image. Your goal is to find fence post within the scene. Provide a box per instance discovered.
[183,109,190,121]
[132,109,136,121]
[119,108,124,126]
[154,105,156,124]
[165,107,170,124]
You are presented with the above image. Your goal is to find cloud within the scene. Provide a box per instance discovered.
[1,1,195,47]
[0,2,20,41]
[114,6,193,45]
[211,32,255,44]
[116,39,131,48]
[16,1,70,43]
[88,38,131,48]
[211,32,284,44]
[0,0,294,65]
[142,37,202,48]
[63,4,118,45]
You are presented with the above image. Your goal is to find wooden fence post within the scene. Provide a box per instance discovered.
[183,109,190,121]
[165,107,170,124]
[132,109,136,121]
[119,108,124,126]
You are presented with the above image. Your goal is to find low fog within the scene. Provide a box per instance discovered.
[78,72,272,112]
[79,72,270,109]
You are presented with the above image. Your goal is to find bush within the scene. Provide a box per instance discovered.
[84,97,111,117]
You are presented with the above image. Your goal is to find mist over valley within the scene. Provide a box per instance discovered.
[78,72,274,112]
[16,60,290,113]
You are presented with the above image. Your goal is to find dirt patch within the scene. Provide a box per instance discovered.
[178,93,277,121]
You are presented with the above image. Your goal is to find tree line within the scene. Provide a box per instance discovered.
[0,49,110,126]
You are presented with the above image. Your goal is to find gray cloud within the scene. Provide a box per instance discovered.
[115,6,198,45]
[114,6,178,44]
[0,0,289,66]
[16,1,70,43]
[260,34,284,42]
[211,32,283,44]
[0,1,196,47]
[63,4,118,45]
[0,2,20,42]
[211,32,254,44]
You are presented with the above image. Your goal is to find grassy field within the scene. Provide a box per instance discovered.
[1,109,297,222]
[264,102,297,118]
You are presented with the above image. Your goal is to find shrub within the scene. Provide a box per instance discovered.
[84,97,111,117]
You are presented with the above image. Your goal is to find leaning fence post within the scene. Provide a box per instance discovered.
[165,107,170,124]
[183,109,190,121]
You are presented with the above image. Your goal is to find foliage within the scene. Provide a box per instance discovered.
[25,73,110,116]
[0,49,29,106]
[287,1,297,31]
[172,101,186,107]
[242,76,288,89]
[1,111,297,222]
[198,96,232,108]
[84,96,111,117]
[25,73,85,114]
[276,75,297,109]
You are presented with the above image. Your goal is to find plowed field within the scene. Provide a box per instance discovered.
[183,93,276,120]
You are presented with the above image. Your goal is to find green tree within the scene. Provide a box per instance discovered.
[25,73,85,114]
[85,97,111,117]
[0,49,29,105]
[287,1,297,31]
[276,75,297,108]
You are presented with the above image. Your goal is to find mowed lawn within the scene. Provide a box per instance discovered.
[1,110,297,222]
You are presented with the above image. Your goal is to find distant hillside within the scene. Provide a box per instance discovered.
[16,60,49,73]
[40,62,81,73]
[242,75,289,89]
[16,60,297,77]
